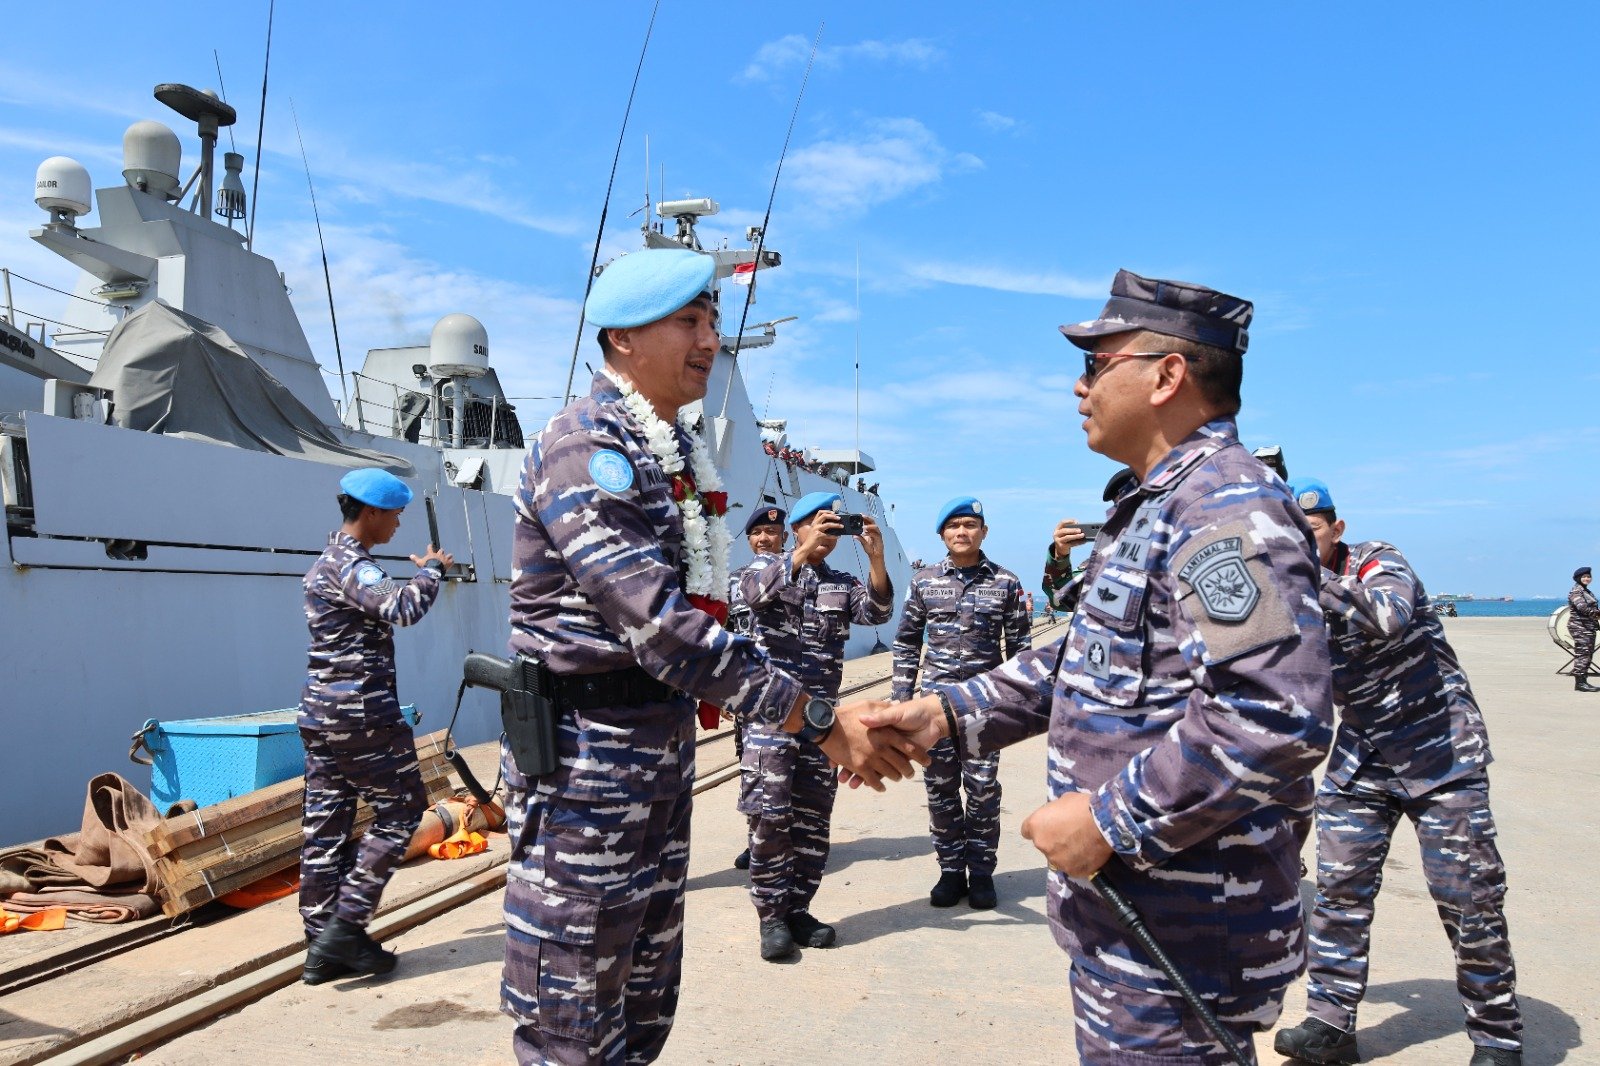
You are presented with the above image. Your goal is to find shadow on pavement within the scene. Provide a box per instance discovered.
[367,932,507,983]
[831,868,1048,948]
[1354,979,1579,1065]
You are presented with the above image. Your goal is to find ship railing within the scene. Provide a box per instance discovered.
[340,371,542,450]
[2,267,117,343]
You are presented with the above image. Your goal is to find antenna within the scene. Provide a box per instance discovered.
[854,247,861,468]
[561,0,662,405]
[643,135,651,229]
[212,50,237,153]
[246,0,274,252]
[717,22,823,419]
[292,100,348,412]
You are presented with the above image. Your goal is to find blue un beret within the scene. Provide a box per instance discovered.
[1287,476,1335,515]
[340,468,413,510]
[789,492,842,527]
[586,248,716,329]
[935,496,984,533]
[1061,269,1253,356]
[745,506,787,535]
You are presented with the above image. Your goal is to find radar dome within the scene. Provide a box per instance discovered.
[122,120,182,200]
[428,313,489,378]
[35,157,92,220]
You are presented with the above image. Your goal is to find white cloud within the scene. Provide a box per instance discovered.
[739,35,944,83]
[976,110,1023,134]
[902,260,1108,299]
[787,118,977,217]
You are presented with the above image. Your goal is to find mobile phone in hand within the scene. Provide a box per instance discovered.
[837,513,866,536]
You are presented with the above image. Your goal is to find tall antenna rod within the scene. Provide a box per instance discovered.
[643,135,651,226]
[562,0,662,405]
[292,101,348,412]
[717,22,823,419]
[213,50,237,152]
[854,247,861,469]
[246,0,274,251]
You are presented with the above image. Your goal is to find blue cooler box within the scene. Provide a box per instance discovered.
[142,705,420,811]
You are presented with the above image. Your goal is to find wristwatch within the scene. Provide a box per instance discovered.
[797,696,836,745]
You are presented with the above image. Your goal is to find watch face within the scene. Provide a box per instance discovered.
[804,698,835,730]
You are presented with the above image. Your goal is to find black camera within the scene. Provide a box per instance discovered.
[835,513,865,536]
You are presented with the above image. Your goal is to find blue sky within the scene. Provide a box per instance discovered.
[1,3,1595,597]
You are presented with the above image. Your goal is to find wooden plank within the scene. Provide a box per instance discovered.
[145,731,451,855]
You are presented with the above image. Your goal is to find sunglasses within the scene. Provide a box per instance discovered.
[1081,351,1176,384]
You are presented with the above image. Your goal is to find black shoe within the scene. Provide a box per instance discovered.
[306,917,397,980]
[760,918,797,961]
[967,873,997,910]
[1468,1048,1522,1066]
[1577,680,1600,692]
[734,847,751,870]
[786,911,837,948]
[301,931,354,985]
[1273,1018,1360,1064]
[929,870,968,908]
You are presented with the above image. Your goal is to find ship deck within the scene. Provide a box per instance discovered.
[1,617,1591,1065]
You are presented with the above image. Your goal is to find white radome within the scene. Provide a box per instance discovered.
[34,156,93,219]
[428,313,490,378]
[122,120,182,200]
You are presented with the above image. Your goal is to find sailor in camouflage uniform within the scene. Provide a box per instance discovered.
[738,490,894,960]
[862,271,1333,1064]
[298,467,452,984]
[727,506,788,871]
[500,250,916,1065]
[1275,478,1522,1066]
[1568,566,1598,691]
[891,496,1031,910]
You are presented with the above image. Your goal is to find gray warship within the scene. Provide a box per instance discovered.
[0,83,911,845]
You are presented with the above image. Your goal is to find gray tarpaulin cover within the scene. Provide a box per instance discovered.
[89,300,412,474]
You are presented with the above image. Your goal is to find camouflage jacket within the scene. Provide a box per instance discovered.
[1321,539,1492,795]
[726,562,758,637]
[298,531,441,731]
[508,371,804,801]
[1569,583,1599,633]
[740,551,893,701]
[943,419,1333,999]
[1041,546,1080,612]
[891,555,1032,701]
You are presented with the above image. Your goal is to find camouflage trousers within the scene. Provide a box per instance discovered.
[298,723,426,939]
[922,736,1001,876]
[502,779,692,1066]
[1572,620,1595,676]
[738,725,837,923]
[1069,962,1281,1065]
[1305,768,1521,1050]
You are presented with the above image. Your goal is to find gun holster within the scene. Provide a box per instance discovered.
[462,651,558,778]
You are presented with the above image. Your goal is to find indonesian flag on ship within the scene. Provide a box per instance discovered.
[731,261,756,285]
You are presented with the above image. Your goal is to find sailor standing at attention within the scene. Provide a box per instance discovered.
[858,270,1333,1064]
[891,496,1031,910]
[1567,566,1598,691]
[737,491,894,960]
[298,468,453,984]
[499,248,918,1066]
[728,505,789,872]
[1275,478,1523,1066]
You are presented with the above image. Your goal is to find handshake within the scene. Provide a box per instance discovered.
[814,696,952,791]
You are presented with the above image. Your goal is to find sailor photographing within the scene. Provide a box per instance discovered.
[298,468,453,983]
[498,248,920,1065]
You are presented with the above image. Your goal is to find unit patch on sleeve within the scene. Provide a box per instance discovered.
[1177,536,1259,622]
[356,563,388,587]
[588,449,636,496]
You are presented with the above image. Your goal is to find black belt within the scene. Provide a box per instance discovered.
[549,666,681,711]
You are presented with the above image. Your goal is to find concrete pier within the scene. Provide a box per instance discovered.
[4,617,1592,1064]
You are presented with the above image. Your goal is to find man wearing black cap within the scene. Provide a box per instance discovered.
[861,269,1332,1063]
[1275,477,1522,1066]
[1568,567,1598,691]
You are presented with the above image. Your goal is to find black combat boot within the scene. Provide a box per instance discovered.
[301,931,355,985]
[1576,676,1599,692]
[734,847,751,870]
[305,917,397,980]
[1468,1048,1522,1066]
[786,911,837,948]
[759,918,797,961]
[929,869,967,907]
[1273,1017,1360,1064]
[967,873,997,910]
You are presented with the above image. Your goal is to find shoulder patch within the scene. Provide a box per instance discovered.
[1177,536,1259,621]
[588,449,636,495]
[355,563,388,588]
